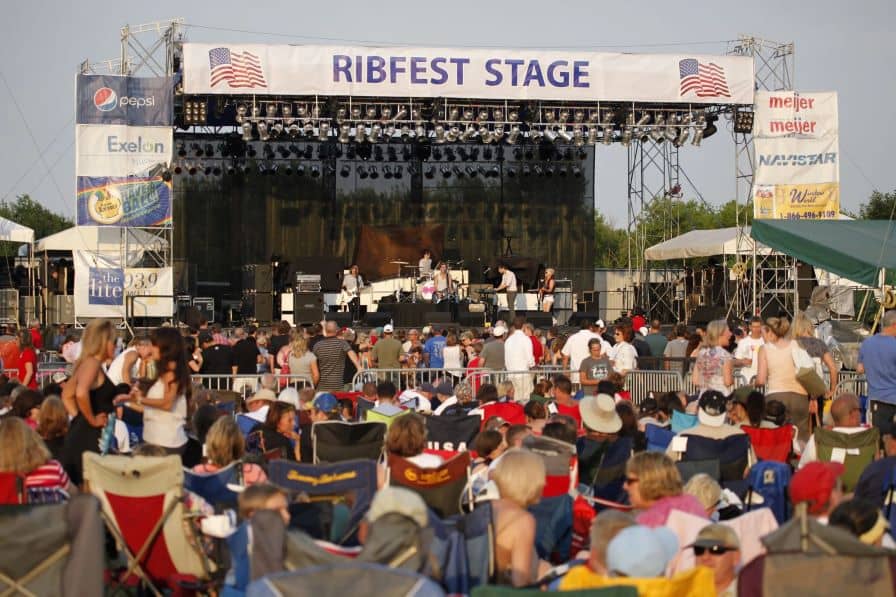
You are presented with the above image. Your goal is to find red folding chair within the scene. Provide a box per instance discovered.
[83,453,216,597]
[743,425,794,463]
[0,472,26,505]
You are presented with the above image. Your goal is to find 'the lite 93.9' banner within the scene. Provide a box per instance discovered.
[74,250,173,318]
[76,171,172,227]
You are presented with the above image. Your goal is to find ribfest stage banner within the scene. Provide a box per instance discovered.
[74,249,173,318]
[181,43,755,104]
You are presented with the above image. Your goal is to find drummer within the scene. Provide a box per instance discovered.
[418,249,433,279]
[433,261,454,299]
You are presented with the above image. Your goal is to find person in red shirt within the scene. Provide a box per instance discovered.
[524,323,544,364]
[551,375,582,429]
[29,321,43,351]
[630,309,647,336]
[17,330,38,389]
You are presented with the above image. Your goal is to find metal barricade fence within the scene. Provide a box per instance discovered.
[624,370,684,406]
[351,367,577,393]
[835,371,867,398]
[191,373,314,394]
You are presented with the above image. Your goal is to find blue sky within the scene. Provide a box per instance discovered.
[1,0,893,229]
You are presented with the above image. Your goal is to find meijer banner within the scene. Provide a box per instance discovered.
[76,125,172,177]
[77,75,174,126]
[754,91,838,138]
[182,43,755,104]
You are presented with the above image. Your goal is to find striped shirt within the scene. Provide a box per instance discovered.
[312,337,352,391]
[25,460,70,489]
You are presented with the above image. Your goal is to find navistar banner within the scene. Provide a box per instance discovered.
[181,43,755,104]
[76,74,173,126]
[76,124,172,177]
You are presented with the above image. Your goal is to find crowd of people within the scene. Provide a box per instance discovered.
[1,307,895,594]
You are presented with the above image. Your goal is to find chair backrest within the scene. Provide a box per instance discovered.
[425,413,482,453]
[682,434,752,482]
[355,397,376,422]
[528,494,573,564]
[245,563,446,597]
[742,426,794,463]
[746,461,793,523]
[267,458,378,543]
[479,402,526,430]
[363,408,410,430]
[236,413,259,436]
[82,453,211,583]
[676,459,721,483]
[884,464,896,535]
[814,427,880,492]
[523,434,576,498]
[456,500,496,588]
[645,424,675,452]
[576,436,633,504]
[387,452,471,518]
[0,472,26,505]
[183,462,241,509]
[671,411,698,434]
[312,421,387,464]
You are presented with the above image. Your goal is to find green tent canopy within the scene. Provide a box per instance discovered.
[751,219,896,287]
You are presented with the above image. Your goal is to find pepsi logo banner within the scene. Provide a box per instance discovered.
[182,43,755,104]
[76,125,172,177]
[77,75,174,126]
[754,91,838,138]
[76,171,172,227]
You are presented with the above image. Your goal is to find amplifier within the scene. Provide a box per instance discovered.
[192,297,215,323]
[295,274,322,292]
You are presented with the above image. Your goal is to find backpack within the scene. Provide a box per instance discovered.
[814,427,880,493]
[745,461,792,523]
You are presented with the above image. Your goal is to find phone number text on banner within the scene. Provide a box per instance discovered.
[77,173,172,227]
[753,183,840,220]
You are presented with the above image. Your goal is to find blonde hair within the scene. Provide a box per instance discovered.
[625,451,683,502]
[791,311,815,338]
[765,316,791,339]
[204,416,245,467]
[497,381,514,397]
[37,396,69,440]
[703,319,729,348]
[0,417,51,474]
[78,319,115,363]
[289,332,309,358]
[238,483,286,519]
[683,473,722,513]
[545,268,555,277]
[492,448,545,507]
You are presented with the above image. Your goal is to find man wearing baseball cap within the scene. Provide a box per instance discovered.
[370,324,402,369]
[666,391,755,473]
[689,524,741,597]
[790,461,845,523]
[310,393,342,422]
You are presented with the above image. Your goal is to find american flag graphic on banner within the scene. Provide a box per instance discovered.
[208,48,267,89]
[679,59,730,98]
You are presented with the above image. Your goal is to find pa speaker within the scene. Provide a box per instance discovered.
[458,311,485,327]
[325,311,353,327]
[363,311,392,328]
[568,312,601,328]
[426,311,453,325]
[523,311,553,328]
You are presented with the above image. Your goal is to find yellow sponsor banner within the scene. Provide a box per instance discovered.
[775,182,839,220]
[752,185,776,219]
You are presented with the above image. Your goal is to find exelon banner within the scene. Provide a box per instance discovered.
[182,43,755,104]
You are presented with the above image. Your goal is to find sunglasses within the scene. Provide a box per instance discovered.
[623,476,639,485]
[693,545,734,556]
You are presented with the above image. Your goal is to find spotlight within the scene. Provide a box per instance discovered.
[277,145,290,159]
[649,114,665,142]
[522,164,531,177]
[587,126,599,145]
[433,124,447,144]
[188,164,198,175]
[174,164,183,174]
[664,114,679,141]
[506,166,516,177]
[393,106,408,120]
[483,147,493,160]
[318,122,331,141]
[295,164,305,177]
[444,148,455,162]
[304,146,314,160]
[558,165,568,177]
[544,165,554,177]
[446,125,461,142]
[543,128,558,143]
[265,103,278,120]
[369,124,382,143]
[383,166,393,179]
[441,165,451,178]
[162,169,172,181]
[204,143,214,157]
[225,164,235,176]
[387,147,397,162]
[368,166,379,179]
[453,166,464,178]
[247,144,257,158]
[281,103,294,124]
[355,124,367,143]
[601,111,615,145]
[373,146,384,162]
[263,145,275,159]
[432,147,443,160]
[394,166,403,179]
[358,166,368,179]
[674,114,692,146]
[270,123,284,139]
[692,114,707,146]
[556,127,572,143]
[703,114,719,139]
[572,165,582,177]
[190,143,203,157]
[176,142,187,157]
[311,165,320,178]
[340,164,350,177]
[508,125,521,144]
[533,164,543,177]
[288,124,301,139]
[338,124,351,143]
[235,104,248,125]
[281,163,292,175]
[466,166,477,178]
[257,122,270,141]
[460,124,477,142]
[457,147,469,161]
[733,109,754,134]
[425,166,435,179]
[346,144,356,159]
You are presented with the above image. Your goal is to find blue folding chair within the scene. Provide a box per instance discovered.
[645,424,675,452]
[236,414,259,436]
[183,462,242,509]
[745,461,792,523]
[671,411,698,434]
[529,494,573,564]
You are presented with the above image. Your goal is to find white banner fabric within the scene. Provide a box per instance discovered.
[753,136,840,185]
[182,43,754,104]
[76,125,172,177]
[753,91,838,138]
[74,249,173,318]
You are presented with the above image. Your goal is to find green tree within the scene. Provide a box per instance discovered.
[0,195,72,256]
[593,213,628,268]
[859,190,896,220]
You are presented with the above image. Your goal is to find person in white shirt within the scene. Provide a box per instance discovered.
[562,319,601,383]
[418,249,433,278]
[495,263,518,320]
[106,335,152,385]
[733,317,765,383]
[504,317,535,401]
[340,264,365,320]
[798,393,867,468]
[609,325,638,376]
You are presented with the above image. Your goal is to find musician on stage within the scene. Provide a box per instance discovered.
[418,249,433,279]
[495,263,518,321]
[433,261,454,300]
[340,264,365,321]
[538,268,556,313]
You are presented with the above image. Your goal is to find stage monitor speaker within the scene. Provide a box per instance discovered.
[242,264,272,293]
[576,301,599,313]
[523,311,553,329]
[179,306,202,328]
[458,311,485,327]
[568,312,601,328]
[363,311,392,328]
[192,297,215,324]
[325,311,353,327]
[47,294,74,325]
[242,293,273,323]
[293,292,324,325]
[689,305,727,326]
[425,311,453,325]
[290,256,345,292]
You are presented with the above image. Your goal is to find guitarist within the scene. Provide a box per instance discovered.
[538,267,556,313]
[340,264,365,321]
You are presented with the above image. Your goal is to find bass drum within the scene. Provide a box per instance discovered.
[420,280,436,301]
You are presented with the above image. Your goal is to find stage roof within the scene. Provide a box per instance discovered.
[751,220,896,287]
[644,227,770,261]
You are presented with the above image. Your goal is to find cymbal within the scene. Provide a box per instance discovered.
[390,260,409,265]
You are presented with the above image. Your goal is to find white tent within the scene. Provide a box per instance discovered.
[0,215,34,244]
[644,227,771,261]
[35,226,168,267]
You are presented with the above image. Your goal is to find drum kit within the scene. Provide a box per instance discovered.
[389,259,466,304]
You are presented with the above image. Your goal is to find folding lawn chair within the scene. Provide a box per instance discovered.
[387,451,472,518]
[183,461,243,509]
[312,420,387,464]
[83,453,216,597]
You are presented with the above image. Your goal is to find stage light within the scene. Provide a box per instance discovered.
[506,166,516,177]
[433,124,447,144]
[674,114,692,146]
[574,109,586,123]
[558,165,568,177]
[488,164,499,178]
[462,108,474,122]
[235,104,248,125]
[303,145,314,160]
[441,165,451,178]
[319,122,331,141]
[558,109,570,123]
[483,147,494,160]
[162,169,172,181]
[188,164,198,175]
[393,106,407,120]
[383,165,393,179]
[394,166,403,179]
[586,126,599,145]
[649,114,665,142]
[415,124,427,140]
[733,109,754,134]
[190,143,203,157]
[425,166,435,179]
[664,114,679,141]
[300,122,313,137]
[460,124,477,142]
[572,165,582,177]
[543,128,558,143]
[466,166,478,178]
[544,165,554,177]
[387,147,398,162]
[398,125,411,141]
[453,166,465,178]
[287,123,300,138]
[369,166,379,179]
[601,111,615,145]
[508,110,519,122]
[522,164,531,177]
[524,147,534,160]
[204,143,214,157]
[543,110,556,124]
[556,127,572,143]
[692,114,707,146]
[263,145,275,159]
[370,124,382,143]
[358,165,368,179]
[446,125,461,142]
[265,103,278,121]
[533,164,543,177]
[703,114,719,139]
[173,164,183,174]
[281,103,294,125]
[270,123,284,139]
[457,147,469,162]
[247,144,257,157]
[354,124,367,143]
[508,125,521,145]
[529,129,544,143]
[445,148,456,162]
[257,122,270,141]
[572,126,585,147]
[176,142,187,157]
[431,147,443,160]
[250,105,262,122]
[310,165,320,178]
[281,163,292,175]
[340,164,350,177]
[338,124,351,143]
[225,164,235,176]
[336,107,348,122]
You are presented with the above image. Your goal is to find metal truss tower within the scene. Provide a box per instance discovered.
[727,36,796,319]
